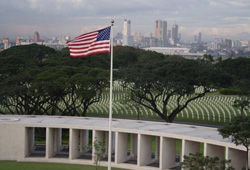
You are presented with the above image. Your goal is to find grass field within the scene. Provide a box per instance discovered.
[0,161,126,170]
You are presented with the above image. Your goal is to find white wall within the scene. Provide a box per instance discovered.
[0,124,25,160]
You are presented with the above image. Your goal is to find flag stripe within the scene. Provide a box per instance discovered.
[67,27,111,57]
[68,33,98,43]
[69,41,110,49]
[70,45,110,54]
[68,39,96,46]
[70,49,110,58]
[67,31,97,43]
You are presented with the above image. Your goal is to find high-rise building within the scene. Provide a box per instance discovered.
[123,19,131,37]
[167,30,171,39]
[154,19,168,47]
[16,37,22,45]
[114,32,123,46]
[198,32,202,43]
[3,38,10,50]
[134,32,144,48]
[122,19,133,46]
[33,31,40,43]
[170,23,179,46]
[194,35,197,42]
[232,40,242,48]
[225,39,232,49]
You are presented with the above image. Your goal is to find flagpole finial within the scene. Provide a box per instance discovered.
[111,20,114,26]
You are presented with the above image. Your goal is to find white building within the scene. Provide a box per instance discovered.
[3,38,11,50]
[0,115,248,170]
[122,19,134,47]
[143,47,205,59]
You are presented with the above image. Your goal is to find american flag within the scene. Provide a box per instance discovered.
[67,26,111,58]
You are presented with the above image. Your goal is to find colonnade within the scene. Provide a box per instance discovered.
[24,127,247,170]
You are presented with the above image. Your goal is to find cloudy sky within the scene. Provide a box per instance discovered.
[1,0,250,41]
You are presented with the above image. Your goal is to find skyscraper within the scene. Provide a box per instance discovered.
[170,23,179,46]
[167,30,171,39]
[122,19,133,46]
[225,39,232,49]
[198,32,202,43]
[16,37,22,45]
[3,38,10,50]
[154,19,167,47]
[33,31,40,43]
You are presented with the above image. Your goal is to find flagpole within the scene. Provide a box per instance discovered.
[108,20,114,170]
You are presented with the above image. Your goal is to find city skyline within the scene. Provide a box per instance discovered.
[1,0,250,41]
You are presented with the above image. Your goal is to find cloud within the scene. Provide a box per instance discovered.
[0,0,250,40]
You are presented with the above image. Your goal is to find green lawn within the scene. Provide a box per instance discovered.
[0,161,126,170]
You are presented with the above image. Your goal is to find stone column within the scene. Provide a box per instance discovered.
[80,130,89,153]
[57,128,62,151]
[53,128,62,153]
[138,134,152,166]
[25,127,34,157]
[160,137,176,169]
[130,134,138,158]
[30,127,35,152]
[112,132,116,154]
[69,129,79,160]
[105,131,109,157]
[92,130,104,162]
[46,128,55,158]
[115,132,128,163]
[180,139,185,162]
[249,151,250,168]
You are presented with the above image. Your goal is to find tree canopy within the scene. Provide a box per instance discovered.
[120,55,230,122]
[216,57,250,95]
[216,57,250,114]
[0,44,240,123]
[219,116,250,170]
[0,44,109,116]
[181,153,234,170]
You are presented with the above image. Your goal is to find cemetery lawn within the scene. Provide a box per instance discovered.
[0,161,126,170]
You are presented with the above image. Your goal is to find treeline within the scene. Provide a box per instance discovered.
[0,44,109,116]
[0,44,249,122]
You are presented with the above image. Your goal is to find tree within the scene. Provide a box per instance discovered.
[37,66,109,117]
[233,96,250,116]
[202,54,214,63]
[85,138,105,170]
[121,97,143,120]
[216,58,250,114]
[0,44,109,116]
[92,139,105,170]
[0,65,51,115]
[0,44,55,115]
[121,55,229,122]
[181,153,234,170]
[218,116,250,170]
